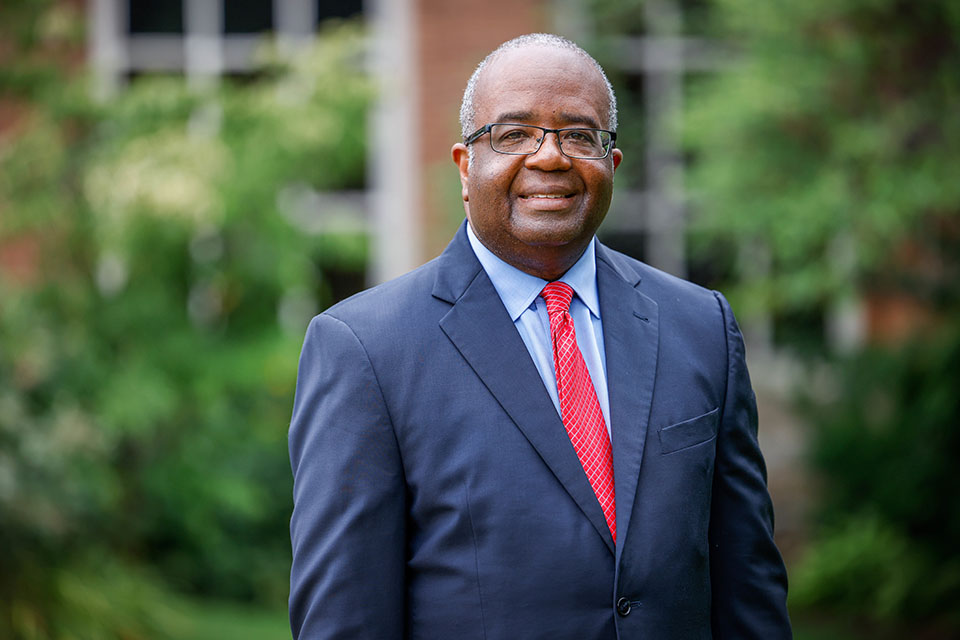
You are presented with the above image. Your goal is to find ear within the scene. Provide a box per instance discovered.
[612,148,623,171]
[451,143,470,203]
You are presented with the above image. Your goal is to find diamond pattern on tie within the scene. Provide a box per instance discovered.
[541,282,616,543]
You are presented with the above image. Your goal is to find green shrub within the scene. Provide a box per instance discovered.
[793,326,960,628]
[1,9,370,637]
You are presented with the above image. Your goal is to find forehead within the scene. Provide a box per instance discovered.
[473,46,609,128]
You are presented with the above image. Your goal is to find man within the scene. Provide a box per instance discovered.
[289,33,791,639]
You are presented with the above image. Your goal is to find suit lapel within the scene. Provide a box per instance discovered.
[596,244,660,562]
[435,225,616,554]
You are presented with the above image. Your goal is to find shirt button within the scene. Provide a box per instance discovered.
[616,597,631,617]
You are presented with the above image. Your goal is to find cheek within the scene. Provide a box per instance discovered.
[474,164,509,190]
[585,169,615,199]
[469,153,520,191]
[468,174,500,212]
[468,178,515,226]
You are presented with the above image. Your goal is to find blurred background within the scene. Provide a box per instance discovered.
[0,0,957,638]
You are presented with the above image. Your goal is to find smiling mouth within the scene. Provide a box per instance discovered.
[517,192,578,212]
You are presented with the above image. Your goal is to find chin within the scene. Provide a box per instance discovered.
[513,216,597,249]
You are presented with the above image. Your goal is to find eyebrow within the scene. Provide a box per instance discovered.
[493,111,603,130]
[494,110,536,123]
[559,112,602,129]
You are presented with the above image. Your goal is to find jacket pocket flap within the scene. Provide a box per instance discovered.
[658,407,720,454]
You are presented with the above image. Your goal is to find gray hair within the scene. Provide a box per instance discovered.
[459,33,618,140]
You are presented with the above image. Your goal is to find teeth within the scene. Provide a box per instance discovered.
[527,194,566,199]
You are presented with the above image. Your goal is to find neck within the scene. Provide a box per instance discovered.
[513,255,580,281]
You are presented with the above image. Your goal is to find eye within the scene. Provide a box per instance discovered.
[498,128,534,142]
[490,125,541,152]
[562,129,597,143]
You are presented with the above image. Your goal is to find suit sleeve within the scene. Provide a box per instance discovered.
[709,292,792,639]
[288,313,406,640]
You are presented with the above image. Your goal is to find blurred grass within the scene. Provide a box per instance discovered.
[170,601,289,640]
[794,622,858,640]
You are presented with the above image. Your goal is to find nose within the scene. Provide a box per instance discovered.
[524,132,572,171]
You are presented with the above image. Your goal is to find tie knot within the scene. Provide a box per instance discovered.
[541,281,574,317]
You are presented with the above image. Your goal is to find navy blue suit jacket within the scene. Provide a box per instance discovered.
[289,223,791,639]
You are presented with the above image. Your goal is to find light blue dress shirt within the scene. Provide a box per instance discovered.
[466,222,611,435]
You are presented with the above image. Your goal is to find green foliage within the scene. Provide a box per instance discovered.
[5,555,291,640]
[587,0,712,36]
[791,326,960,628]
[1,12,370,638]
[588,0,648,36]
[810,329,960,556]
[167,599,289,640]
[791,515,933,620]
[685,0,960,318]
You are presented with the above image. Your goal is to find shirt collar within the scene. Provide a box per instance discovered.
[466,221,600,321]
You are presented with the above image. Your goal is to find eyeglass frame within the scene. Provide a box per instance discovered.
[463,123,618,159]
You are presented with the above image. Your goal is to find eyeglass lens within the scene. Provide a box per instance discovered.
[489,124,611,158]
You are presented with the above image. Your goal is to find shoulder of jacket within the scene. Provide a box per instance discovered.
[598,242,715,303]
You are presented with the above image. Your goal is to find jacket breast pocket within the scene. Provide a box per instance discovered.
[658,407,720,454]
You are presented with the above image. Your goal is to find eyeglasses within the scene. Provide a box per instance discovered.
[464,123,617,159]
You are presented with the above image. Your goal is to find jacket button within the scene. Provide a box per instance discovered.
[616,597,631,617]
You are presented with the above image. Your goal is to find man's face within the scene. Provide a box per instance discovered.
[452,45,622,280]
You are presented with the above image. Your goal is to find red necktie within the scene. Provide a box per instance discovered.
[541,282,616,542]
